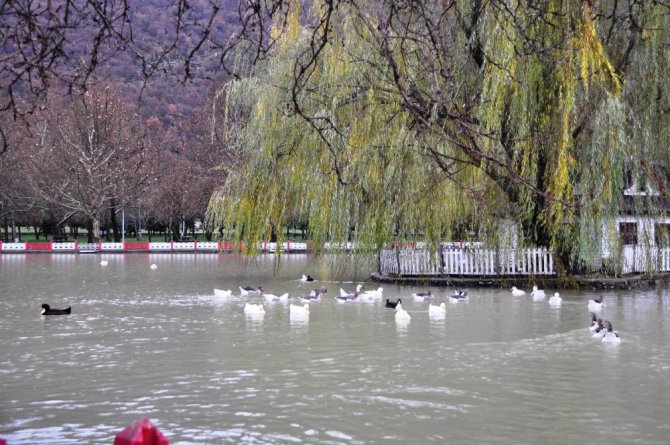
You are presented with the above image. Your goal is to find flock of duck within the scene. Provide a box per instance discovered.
[210,277,622,343]
[511,285,621,344]
[39,270,622,344]
[211,276,458,325]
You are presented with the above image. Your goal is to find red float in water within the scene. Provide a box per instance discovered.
[114,418,168,445]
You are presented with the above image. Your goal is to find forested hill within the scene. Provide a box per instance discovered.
[53,0,240,129]
[101,0,239,127]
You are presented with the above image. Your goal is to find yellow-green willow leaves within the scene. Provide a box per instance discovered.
[208,0,670,271]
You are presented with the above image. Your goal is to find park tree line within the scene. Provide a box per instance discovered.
[0,81,229,242]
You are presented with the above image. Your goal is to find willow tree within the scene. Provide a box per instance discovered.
[208,0,670,271]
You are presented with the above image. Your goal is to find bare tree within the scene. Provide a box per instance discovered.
[23,83,155,241]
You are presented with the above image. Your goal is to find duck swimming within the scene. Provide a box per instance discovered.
[263,292,290,303]
[591,318,606,339]
[548,292,562,306]
[511,286,526,297]
[337,287,361,303]
[601,321,622,345]
[300,275,315,282]
[243,303,265,315]
[412,290,433,302]
[428,302,447,313]
[41,304,71,315]
[214,289,233,298]
[395,306,411,323]
[587,297,604,312]
[449,291,469,303]
[289,303,310,315]
[336,291,360,303]
[240,286,264,295]
[300,287,327,303]
[361,287,384,301]
[385,298,401,309]
[531,286,546,301]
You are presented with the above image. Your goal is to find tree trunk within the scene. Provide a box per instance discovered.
[270,223,277,242]
[110,199,120,242]
[91,215,101,242]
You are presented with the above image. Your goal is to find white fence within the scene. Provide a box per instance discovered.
[621,245,670,274]
[380,246,555,276]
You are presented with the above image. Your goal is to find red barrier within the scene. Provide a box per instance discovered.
[124,241,150,251]
[26,242,52,251]
[114,418,168,445]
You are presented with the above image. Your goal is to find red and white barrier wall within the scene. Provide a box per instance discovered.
[0,240,321,254]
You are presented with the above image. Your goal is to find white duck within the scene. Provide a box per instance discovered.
[100,260,109,266]
[548,292,562,306]
[428,302,447,314]
[412,290,434,302]
[289,304,310,315]
[214,289,233,298]
[601,321,622,345]
[263,292,290,303]
[361,287,384,301]
[587,297,604,312]
[511,286,526,297]
[531,285,546,301]
[150,264,158,270]
[395,305,411,323]
[299,274,315,282]
[243,303,265,315]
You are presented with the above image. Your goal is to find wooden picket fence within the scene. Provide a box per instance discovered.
[379,246,555,277]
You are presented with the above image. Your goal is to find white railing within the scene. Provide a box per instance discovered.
[172,242,194,251]
[496,247,554,275]
[196,241,220,251]
[100,242,124,251]
[1,242,26,251]
[380,246,555,276]
[52,242,77,251]
[397,249,442,276]
[443,248,498,275]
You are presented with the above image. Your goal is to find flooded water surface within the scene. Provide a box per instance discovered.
[1,253,669,444]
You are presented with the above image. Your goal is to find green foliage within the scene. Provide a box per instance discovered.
[208,0,670,268]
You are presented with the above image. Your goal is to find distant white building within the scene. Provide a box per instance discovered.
[600,180,670,273]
